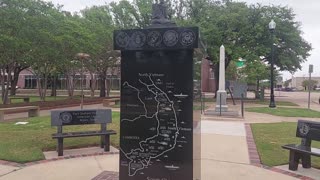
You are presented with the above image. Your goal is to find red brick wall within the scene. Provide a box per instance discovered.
[201,59,216,92]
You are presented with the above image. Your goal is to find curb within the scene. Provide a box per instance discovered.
[0,160,22,167]
[245,123,316,180]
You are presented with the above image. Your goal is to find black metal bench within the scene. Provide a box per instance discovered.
[51,109,116,156]
[282,120,320,171]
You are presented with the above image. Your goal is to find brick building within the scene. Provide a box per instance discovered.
[201,58,216,92]
[17,68,120,90]
[290,76,320,90]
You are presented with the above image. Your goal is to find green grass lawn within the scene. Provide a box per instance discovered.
[0,112,120,163]
[252,101,298,106]
[251,122,320,168]
[246,107,320,118]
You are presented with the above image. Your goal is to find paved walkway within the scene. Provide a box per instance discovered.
[0,155,119,180]
[1,92,320,179]
[200,120,298,180]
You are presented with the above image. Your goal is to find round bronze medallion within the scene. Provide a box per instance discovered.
[60,112,72,124]
[299,123,310,136]
[148,31,162,47]
[163,30,179,47]
[180,30,196,46]
[131,31,146,48]
[116,32,130,48]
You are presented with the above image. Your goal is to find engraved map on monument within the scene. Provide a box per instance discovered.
[120,73,190,176]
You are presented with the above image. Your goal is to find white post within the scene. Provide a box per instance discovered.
[216,45,228,112]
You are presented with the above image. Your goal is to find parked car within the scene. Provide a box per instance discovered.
[283,87,294,92]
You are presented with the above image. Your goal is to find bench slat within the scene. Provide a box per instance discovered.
[52,130,116,138]
[282,144,320,157]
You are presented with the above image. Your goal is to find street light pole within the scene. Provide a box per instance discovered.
[81,57,84,109]
[76,53,89,110]
[269,19,276,108]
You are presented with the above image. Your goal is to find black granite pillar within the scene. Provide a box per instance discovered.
[114,24,198,180]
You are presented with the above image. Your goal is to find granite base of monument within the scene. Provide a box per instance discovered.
[215,90,228,112]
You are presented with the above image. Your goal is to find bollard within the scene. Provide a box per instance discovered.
[220,93,222,116]
[202,93,205,114]
[241,93,244,118]
[200,93,203,114]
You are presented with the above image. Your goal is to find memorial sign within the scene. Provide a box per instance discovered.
[115,1,198,180]
[51,109,111,126]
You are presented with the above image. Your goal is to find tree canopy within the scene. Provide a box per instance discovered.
[0,0,312,103]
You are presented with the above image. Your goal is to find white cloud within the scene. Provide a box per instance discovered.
[44,0,115,13]
[45,0,320,79]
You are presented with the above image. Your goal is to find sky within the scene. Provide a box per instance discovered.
[45,0,320,80]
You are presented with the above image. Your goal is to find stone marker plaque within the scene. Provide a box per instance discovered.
[51,109,112,126]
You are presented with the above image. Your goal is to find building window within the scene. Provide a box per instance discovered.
[24,75,37,89]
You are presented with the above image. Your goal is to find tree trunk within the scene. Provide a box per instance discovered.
[106,79,111,97]
[0,68,5,102]
[2,68,12,104]
[37,74,47,102]
[66,74,75,98]
[100,75,106,97]
[50,75,57,97]
[255,78,260,99]
[10,70,20,96]
[90,73,96,97]
[0,71,9,104]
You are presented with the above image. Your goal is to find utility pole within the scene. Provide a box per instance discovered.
[308,64,313,109]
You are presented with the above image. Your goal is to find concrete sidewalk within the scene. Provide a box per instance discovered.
[0,155,119,180]
[200,120,297,180]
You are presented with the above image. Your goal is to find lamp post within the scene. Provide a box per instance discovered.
[269,19,276,108]
[76,53,90,109]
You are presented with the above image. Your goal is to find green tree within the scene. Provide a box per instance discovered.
[302,79,318,91]
[81,5,120,97]
[0,0,56,103]
[284,79,290,88]
[176,0,311,93]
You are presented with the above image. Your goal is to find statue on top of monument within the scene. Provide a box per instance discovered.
[150,0,176,27]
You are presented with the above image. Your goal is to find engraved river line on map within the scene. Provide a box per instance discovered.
[120,74,179,176]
